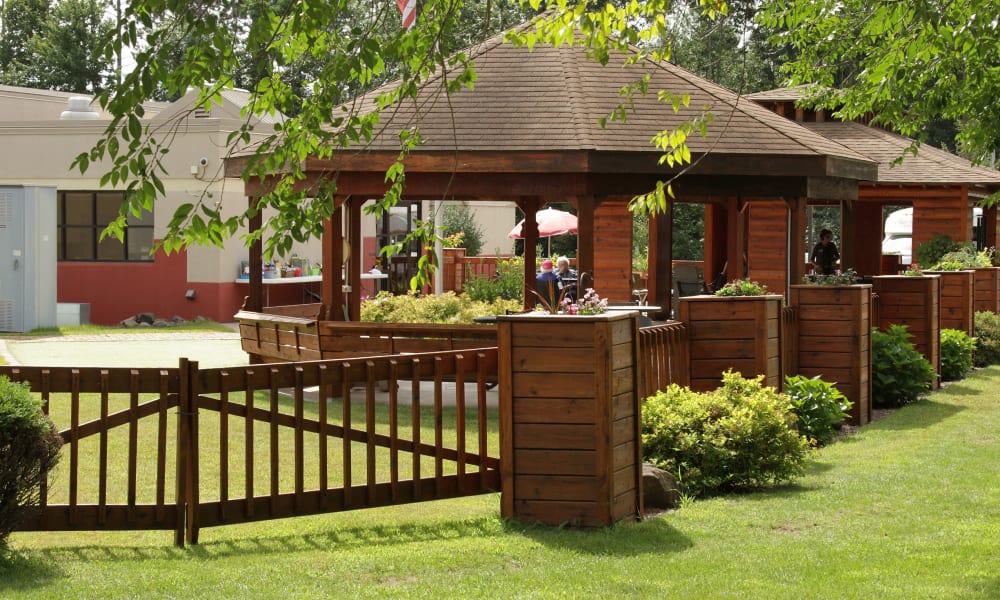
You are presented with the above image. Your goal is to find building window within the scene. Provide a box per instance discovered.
[58,192,154,261]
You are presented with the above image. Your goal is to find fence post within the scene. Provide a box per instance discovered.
[497,312,642,527]
[175,358,201,546]
[174,358,189,547]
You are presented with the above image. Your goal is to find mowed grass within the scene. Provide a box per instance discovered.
[2,367,1000,599]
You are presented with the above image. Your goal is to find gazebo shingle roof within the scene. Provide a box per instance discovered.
[348,30,873,172]
[804,121,1000,187]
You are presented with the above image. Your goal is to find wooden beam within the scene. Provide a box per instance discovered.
[575,196,596,288]
[247,198,263,313]
[786,197,807,295]
[648,204,672,320]
[348,198,363,321]
[519,198,541,311]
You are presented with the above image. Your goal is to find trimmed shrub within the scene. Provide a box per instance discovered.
[871,325,934,407]
[1,376,62,547]
[641,371,809,497]
[360,291,520,323]
[464,257,524,302]
[940,328,974,381]
[783,375,852,446]
[440,203,485,257]
[974,311,1000,367]
[916,234,961,269]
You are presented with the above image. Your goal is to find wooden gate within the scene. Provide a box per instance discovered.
[2,348,500,546]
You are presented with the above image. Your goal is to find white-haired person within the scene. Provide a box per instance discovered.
[555,256,578,302]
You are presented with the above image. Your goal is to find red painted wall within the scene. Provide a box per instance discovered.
[57,248,246,325]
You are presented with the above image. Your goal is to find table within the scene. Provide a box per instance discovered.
[235,274,388,306]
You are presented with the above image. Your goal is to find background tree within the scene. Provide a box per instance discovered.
[80,0,728,263]
[0,0,51,87]
[759,0,1000,170]
[28,0,114,93]
[440,203,485,256]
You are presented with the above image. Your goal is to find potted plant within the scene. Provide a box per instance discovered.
[789,269,872,425]
[678,279,783,392]
[923,245,981,335]
[871,264,942,389]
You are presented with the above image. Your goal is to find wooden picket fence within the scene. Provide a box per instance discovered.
[2,348,500,546]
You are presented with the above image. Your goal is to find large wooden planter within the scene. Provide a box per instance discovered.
[442,247,467,293]
[678,295,782,392]
[497,312,642,527]
[871,275,941,388]
[973,267,1000,314]
[924,270,974,335]
[789,285,871,426]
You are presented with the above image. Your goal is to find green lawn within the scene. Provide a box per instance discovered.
[3,366,999,599]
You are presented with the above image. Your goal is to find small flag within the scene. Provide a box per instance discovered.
[396,0,416,29]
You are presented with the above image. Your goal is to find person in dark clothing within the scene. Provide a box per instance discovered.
[535,259,560,308]
[810,228,841,275]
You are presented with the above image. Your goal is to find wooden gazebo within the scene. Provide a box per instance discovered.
[748,86,1000,277]
[228,25,877,319]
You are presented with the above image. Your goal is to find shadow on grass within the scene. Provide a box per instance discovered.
[2,514,505,583]
[868,399,965,431]
[508,516,693,556]
[0,548,65,591]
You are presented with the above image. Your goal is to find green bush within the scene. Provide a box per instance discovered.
[1,376,63,548]
[783,375,852,446]
[641,371,809,497]
[973,311,1000,367]
[871,325,934,407]
[464,256,524,302]
[940,328,974,381]
[359,291,520,323]
[916,235,961,269]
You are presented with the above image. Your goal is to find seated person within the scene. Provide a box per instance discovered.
[535,259,560,308]
[555,256,578,301]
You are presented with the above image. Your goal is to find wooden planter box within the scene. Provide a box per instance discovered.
[973,267,1000,314]
[871,275,941,388]
[789,285,871,426]
[924,270,974,335]
[442,247,467,293]
[497,312,642,527]
[678,295,782,392]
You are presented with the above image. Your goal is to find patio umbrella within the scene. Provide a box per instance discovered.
[507,207,579,239]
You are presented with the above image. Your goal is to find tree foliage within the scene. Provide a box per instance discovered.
[0,0,51,86]
[759,0,1000,170]
[78,0,728,268]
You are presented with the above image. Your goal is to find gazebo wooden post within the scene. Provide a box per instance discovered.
[348,197,363,320]
[518,198,541,311]
[323,203,345,320]
[648,203,673,320]
[727,197,747,281]
[840,198,857,274]
[786,197,807,294]
[704,201,727,285]
[575,195,597,287]
[247,196,263,313]
[985,204,999,252]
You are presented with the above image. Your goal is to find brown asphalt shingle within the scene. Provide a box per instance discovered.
[804,121,1000,186]
[350,30,871,165]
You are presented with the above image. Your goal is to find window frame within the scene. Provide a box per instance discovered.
[57,191,155,262]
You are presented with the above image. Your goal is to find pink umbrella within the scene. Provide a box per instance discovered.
[507,207,579,239]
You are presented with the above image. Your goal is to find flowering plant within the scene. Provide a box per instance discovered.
[804,268,859,285]
[714,279,769,297]
[903,262,924,277]
[442,231,465,248]
[560,288,608,315]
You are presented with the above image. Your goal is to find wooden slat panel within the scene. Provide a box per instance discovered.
[512,500,604,527]
[513,398,596,423]
[513,475,600,501]
[512,373,596,399]
[513,450,597,475]
[513,424,597,450]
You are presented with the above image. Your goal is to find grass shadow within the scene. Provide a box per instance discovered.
[867,399,965,431]
[4,514,505,581]
[508,515,693,556]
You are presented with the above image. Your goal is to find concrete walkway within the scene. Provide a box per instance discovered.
[0,329,248,369]
[0,327,498,407]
